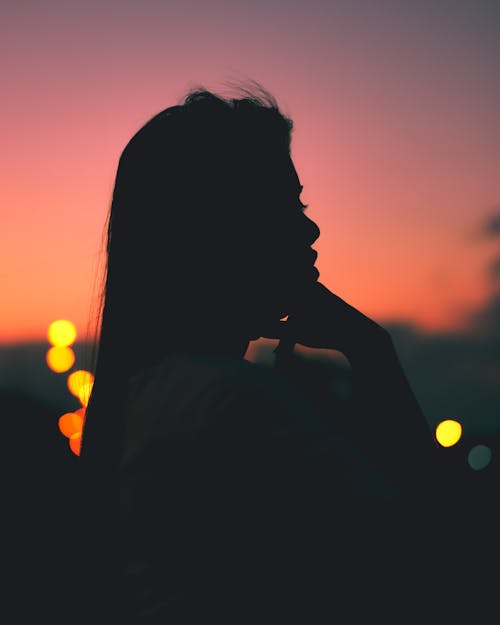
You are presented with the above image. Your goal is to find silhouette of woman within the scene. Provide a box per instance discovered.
[79,84,449,624]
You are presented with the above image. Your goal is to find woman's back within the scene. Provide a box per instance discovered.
[118,352,404,624]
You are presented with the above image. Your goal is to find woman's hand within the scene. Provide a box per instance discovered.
[262,281,441,494]
[262,281,391,361]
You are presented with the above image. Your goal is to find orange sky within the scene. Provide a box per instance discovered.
[2,1,499,342]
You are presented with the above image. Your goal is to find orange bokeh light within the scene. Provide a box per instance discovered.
[46,346,75,373]
[75,406,86,419]
[58,411,84,438]
[69,432,82,456]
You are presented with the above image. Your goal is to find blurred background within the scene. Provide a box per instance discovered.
[1,0,499,621]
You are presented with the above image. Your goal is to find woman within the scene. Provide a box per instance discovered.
[80,84,448,624]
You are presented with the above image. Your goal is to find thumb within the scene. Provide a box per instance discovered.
[259,316,293,339]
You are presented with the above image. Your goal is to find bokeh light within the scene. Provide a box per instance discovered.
[47,319,77,347]
[69,432,82,456]
[45,321,89,456]
[435,419,462,447]
[74,407,86,419]
[67,370,94,407]
[58,411,84,438]
[46,346,75,372]
[467,445,492,471]
[78,380,93,407]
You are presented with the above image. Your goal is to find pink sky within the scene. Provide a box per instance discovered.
[2,0,499,342]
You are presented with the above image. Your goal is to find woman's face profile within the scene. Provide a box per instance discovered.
[236,153,321,323]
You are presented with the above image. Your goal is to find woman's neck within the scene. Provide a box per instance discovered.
[182,333,250,360]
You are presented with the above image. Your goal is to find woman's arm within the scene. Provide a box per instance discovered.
[263,281,449,496]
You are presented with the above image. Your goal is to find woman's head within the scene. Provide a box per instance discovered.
[81,84,320,469]
[102,85,319,367]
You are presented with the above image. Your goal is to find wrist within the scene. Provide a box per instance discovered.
[343,326,394,367]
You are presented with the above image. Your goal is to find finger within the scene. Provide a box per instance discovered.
[259,319,288,341]
[273,335,295,356]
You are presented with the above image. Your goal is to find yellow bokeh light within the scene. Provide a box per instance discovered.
[69,432,82,456]
[77,380,93,407]
[435,419,462,447]
[67,370,94,407]
[47,319,77,347]
[46,346,75,373]
[58,412,84,438]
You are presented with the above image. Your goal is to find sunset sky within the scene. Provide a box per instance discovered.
[2,0,499,343]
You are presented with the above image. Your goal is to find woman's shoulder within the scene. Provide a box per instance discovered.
[122,350,320,462]
[128,349,303,408]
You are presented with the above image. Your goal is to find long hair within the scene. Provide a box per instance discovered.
[78,88,294,606]
[77,83,294,619]
[81,83,292,467]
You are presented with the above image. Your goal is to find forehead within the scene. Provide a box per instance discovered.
[256,153,302,196]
